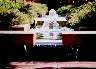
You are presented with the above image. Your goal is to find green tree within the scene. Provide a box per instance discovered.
[68,2,96,28]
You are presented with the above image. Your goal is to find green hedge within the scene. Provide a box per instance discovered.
[57,2,96,28]
[20,3,48,17]
[0,1,48,26]
[68,2,96,27]
[57,5,75,15]
[0,0,22,10]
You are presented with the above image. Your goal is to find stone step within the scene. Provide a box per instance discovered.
[10,61,96,69]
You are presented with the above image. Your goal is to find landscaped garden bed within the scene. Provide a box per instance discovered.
[57,1,96,30]
[0,0,48,31]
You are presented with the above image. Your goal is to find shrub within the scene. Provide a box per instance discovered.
[10,2,48,26]
[0,1,48,27]
[0,0,22,10]
[0,9,15,28]
[0,7,8,15]
[11,13,30,25]
[7,9,34,25]
[67,2,96,27]
[20,2,48,17]
[57,5,75,15]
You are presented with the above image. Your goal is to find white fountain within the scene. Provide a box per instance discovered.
[30,9,74,45]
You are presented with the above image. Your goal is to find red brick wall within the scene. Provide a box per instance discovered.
[62,34,81,47]
[15,34,34,46]
[0,34,34,47]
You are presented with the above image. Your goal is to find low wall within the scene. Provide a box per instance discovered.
[62,32,96,61]
[0,31,96,61]
[62,34,81,46]
[0,32,35,62]
[0,34,34,46]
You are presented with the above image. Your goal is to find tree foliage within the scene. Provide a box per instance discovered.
[57,5,75,15]
[0,1,48,26]
[0,0,22,9]
[20,2,48,17]
[68,2,96,27]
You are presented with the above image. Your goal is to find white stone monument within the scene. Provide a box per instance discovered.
[32,9,73,40]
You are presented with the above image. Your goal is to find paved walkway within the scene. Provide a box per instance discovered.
[10,61,96,69]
